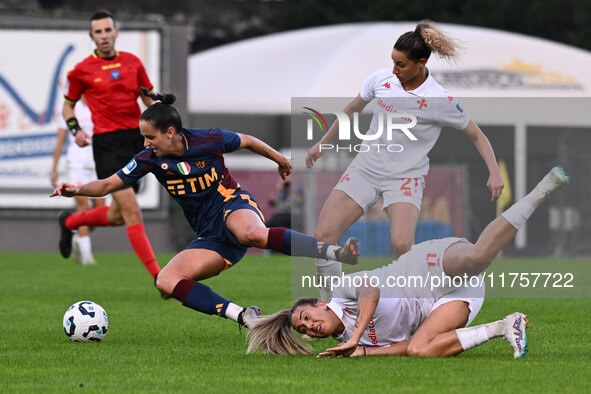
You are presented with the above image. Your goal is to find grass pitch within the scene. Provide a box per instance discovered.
[0,251,590,393]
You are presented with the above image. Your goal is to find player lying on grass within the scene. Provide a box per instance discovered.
[51,90,359,329]
[246,167,570,358]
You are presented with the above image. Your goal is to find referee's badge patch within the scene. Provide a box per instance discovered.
[123,159,137,175]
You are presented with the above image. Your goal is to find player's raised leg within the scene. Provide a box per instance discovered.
[58,204,111,258]
[443,166,570,277]
[58,187,163,279]
[225,208,361,265]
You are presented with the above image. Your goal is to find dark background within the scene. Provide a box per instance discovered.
[6,0,589,53]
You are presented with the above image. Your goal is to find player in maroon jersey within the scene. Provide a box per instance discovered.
[52,91,361,329]
[59,11,162,291]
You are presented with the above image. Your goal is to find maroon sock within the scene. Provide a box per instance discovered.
[267,227,287,251]
[172,279,195,303]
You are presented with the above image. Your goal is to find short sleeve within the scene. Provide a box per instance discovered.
[64,68,84,103]
[359,72,378,102]
[212,128,241,153]
[437,95,470,130]
[116,149,154,184]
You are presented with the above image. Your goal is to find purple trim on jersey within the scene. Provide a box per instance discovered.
[135,149,154,173]
[115,127,247,237]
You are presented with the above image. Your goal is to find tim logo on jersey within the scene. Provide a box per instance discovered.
[302,105,417,154]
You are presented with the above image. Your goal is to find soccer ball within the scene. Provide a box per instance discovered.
[63,301,109,342]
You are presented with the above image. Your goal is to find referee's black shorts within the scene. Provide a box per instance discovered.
[92,128,144,191]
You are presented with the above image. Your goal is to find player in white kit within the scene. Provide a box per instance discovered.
[50,97,105,265]
[246,167,570,358]
[307,21,504,301]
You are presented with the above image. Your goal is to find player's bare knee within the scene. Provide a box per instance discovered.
[107,211,125,226]
[155,273,175,295]
[406,343,428,357]
[468,247,494,273]
[240,226,267,247]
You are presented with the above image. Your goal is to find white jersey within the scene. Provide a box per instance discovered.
[350,68,470,178]
[58,101,95,169]
[328,296,432,347]
[327,237,484,347]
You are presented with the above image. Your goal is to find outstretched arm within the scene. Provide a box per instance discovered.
[363,341,409,356]
[462,120,504,201]
[318,285,380,358]
[306,95,370,168]
[237,133,292,179]
[50,174,125,198]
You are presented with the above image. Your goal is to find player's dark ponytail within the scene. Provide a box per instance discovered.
[139,88,182,133]
[139,87,176,105]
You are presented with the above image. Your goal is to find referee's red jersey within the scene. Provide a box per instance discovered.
[64,51,153,134]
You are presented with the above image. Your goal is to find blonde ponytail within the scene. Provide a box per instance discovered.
[415,20,460,60]
[246,309,313,356]
[394,20,461,62]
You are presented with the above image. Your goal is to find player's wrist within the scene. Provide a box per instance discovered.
[66,117,82,136]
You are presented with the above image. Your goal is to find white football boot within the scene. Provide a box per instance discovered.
[532,166,570,202]
[238,306,261,329]
[503,312,528,358]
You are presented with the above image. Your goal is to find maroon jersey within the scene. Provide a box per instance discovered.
[64,51,153,134]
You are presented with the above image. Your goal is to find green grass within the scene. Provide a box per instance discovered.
[0,252,590,393]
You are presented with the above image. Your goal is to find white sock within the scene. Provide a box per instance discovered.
[455,320,505,350]
[325,245,340,260]
[225,302,243,322]
[501,198,536,230]
[315,258,342,302]
[77,235,92,258]
[502,172,558,230]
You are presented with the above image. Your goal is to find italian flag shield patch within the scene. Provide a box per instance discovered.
[177,162,190,175]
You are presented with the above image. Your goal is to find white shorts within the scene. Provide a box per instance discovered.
[430,283,484,327]
[333,165,425,212]
[66,160,97,186]
[382,237,485,325]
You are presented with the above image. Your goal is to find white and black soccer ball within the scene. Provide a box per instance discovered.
[63,301,109,342]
